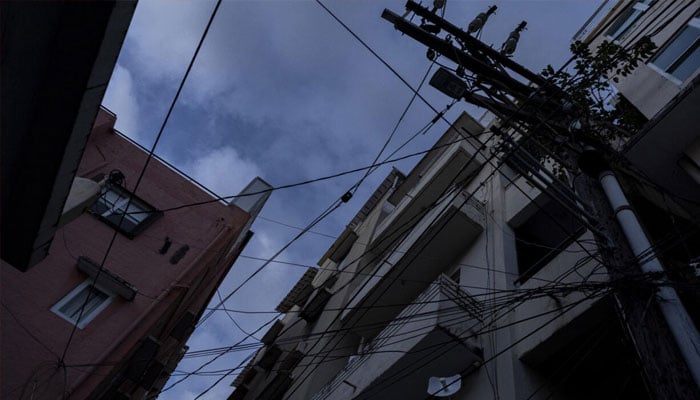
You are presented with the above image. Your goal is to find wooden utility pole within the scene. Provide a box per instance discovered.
[382,2,700,399]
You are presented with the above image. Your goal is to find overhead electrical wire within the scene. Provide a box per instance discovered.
[311,284,612,399]
[282,27,613,398]
[177,12,476,394]
[168,98,466,396]
[57,0,225,377]
[181,277,628,361]
[63,250,688,394]
[21,2,696,398]
[183,2,694,399]
[195,199,341,328]
[127,130,468,216]
[216,290,260,340]
[159,314,279,394]
[350,268,612,398]
[171,278,640,380]
[351,60,437,194]
[174,258,605,376]
[163,45,457,399]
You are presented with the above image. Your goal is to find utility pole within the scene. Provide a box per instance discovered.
[381,2,700,399]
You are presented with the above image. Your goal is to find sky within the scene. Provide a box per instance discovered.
[102,1,602,398]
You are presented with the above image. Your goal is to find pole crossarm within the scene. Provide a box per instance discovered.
[381,9,536,102]
[404,0,549,88]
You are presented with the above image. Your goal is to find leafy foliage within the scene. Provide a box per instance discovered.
[513,37,657,179]
[541,37,656,145]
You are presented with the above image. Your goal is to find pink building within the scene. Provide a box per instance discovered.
[1,108,270,399]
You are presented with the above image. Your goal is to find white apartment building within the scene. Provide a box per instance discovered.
[228,112,664,400]
[575,0,700,199]
[228,2,700,399]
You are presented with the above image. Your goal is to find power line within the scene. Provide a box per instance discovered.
[185,3,667,398]
[358,286,603,399]
[183,277,623,360]
[182,99,474,393]
[159,314,279,394]
[195,199,342,329]
[57,0,225,369]
[134,97,474,395]
[282,39,605,400]
[133,116,468,217]
[1,302,58,359]
[175,280,629,381]
[352,61,437,193]
[167,50,459,399]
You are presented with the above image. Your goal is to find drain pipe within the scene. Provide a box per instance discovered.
[579,148,700,388]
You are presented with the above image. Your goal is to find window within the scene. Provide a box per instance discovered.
[513,199,584,284]
[89,185,161,237]
[606,0,655,41]
[651,12,700,83]
[51,281,112,328]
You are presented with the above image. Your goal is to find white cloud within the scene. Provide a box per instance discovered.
[103,64,141,139]
[123,0,213,83]
[185,146,263,197]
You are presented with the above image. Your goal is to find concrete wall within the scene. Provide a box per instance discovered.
[584,0,700,119]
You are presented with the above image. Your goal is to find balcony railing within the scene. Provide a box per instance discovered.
[312,274,483,400]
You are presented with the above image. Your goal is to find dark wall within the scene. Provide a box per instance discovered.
[1,1,136,270]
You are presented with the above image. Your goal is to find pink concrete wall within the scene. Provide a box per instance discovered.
[1,108,251,399]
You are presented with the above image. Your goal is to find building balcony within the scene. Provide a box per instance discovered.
[341,193,484,336]
[313,274,483,400]
[370,137,484,258]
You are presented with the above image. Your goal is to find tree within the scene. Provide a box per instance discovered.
[526,37,656,177]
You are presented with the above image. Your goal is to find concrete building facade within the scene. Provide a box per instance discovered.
[226,112,654,400]
[227,3,700,398]
[1,108,270,400]
[575,0,700,203]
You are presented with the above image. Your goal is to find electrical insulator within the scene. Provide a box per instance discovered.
[432,0,445,12]
[501,21,527,56]
[467,5,497,34]
[427,48,437,61]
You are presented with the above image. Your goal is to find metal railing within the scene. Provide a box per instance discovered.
[312,274,481,400]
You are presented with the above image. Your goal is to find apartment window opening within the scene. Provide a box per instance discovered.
[89,184,161,237]
[651,12,700,83]
[606,0,655,41]
[527,299,652,400]
[51,281,112,328]
[513,199,584,283]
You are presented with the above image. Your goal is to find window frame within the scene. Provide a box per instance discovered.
[605,0,655,42]
[650,12,700,84]
[50,281,113,329]
[89,184,162,238]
